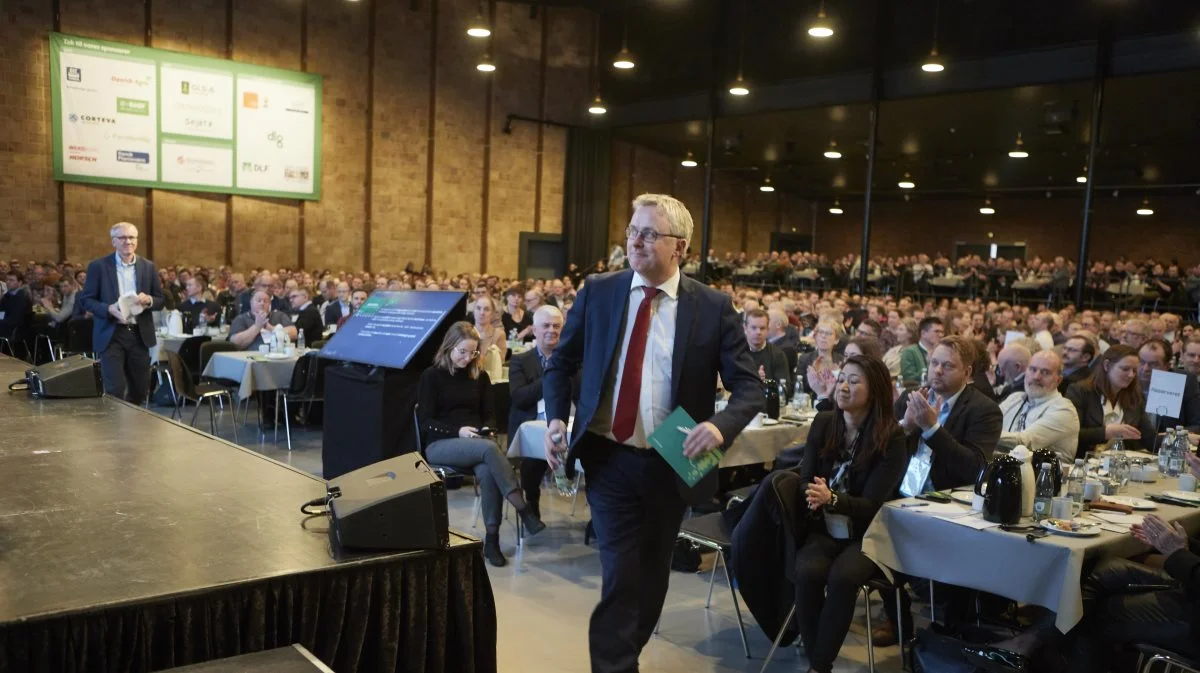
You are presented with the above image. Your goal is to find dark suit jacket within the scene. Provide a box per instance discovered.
[894,384,1002,490]
[293,305,324,346]
[1065,381,1157,452]
[508,347,582,435]
[544,269,763,504]
[324,301,350,327]
[1059,367,1091,396]
[0,288,32,337]
[798,412,908,539]
[749,342,792,398]
[997,374,1025,403]
[78,254,165,352]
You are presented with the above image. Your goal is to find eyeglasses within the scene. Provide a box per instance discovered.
[626,226,683,244]
[114,236,138,242]
[453,347,481,358]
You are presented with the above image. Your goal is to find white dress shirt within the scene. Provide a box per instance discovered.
[998,390,1081,463]
[114,253,138,324]
[588,270,680,449]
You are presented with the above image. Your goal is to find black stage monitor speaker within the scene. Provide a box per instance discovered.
[8,355,103,398]
[327,453,449,551]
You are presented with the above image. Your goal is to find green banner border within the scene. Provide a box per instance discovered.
[50,31,322,201]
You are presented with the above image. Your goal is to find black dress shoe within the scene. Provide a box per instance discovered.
[482,535,507,567]
[518,507,546,536]
[962,645,1028,673]
[584,519,596,546]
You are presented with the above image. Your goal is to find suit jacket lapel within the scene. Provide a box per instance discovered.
[670,278,696,404]
[943,386,971,430]
[601,271,633,375]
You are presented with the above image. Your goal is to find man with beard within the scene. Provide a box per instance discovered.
[998,350,1081,462]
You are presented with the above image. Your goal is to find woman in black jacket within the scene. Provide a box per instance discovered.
[734,355,906,673]
[417,321,545,567]
[1065,344,1149,453]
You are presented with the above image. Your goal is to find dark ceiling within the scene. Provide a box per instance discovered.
[616,69,1200,199]
[545,0,1200,199]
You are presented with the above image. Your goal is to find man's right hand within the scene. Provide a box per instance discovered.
[107,303,124,323]
[253,311,269,328]
[545,419,568,469]
[1104,423,1141,441]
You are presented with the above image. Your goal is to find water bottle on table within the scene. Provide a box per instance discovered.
[1033,462,1055,522]
[1067,459,1086,505]
[550,431,576,496]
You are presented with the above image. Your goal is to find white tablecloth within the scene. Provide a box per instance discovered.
[928,276,963,288]
[201,350,304,400]
[861,479,1200,632]
[506,418,809,468]
[1012,279,1049,291]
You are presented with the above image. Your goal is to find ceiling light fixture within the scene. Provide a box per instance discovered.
[823,139,842,159]
[808,0,833,38]
[898,172,915,189]
[760,176,775,193]
[680,151,698,168]
[587,94,607,115]
[1008,132,1028,158]
[1136,197,1154,216]
[476,54,496,72]
[828,198,843,214]
[921,0,944,73]
[466,5,491,38]
[979,198,995,215]
[729,0,751,96]
[612,2,635,69]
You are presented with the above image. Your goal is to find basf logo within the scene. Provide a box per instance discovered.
[66,67,81,82]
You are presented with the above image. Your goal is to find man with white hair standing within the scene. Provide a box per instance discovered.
[998,350,1081,462]
[78,221,165,404]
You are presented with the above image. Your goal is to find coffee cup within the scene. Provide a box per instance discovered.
[1180,473,1198,492]
[1050,496,1083,520]
[1083,480,1102,501]
[972,493,985,513]
[258,344,269,355]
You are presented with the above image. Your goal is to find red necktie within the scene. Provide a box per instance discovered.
[612,287,660,443]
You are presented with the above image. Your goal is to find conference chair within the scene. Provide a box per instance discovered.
[176,335,211,384]
[655,510,752,659]
[412,404,522,544]
[62,318,95,359]
[162,350,238,442]
[198,339,244,420]
[274,351,325,451]
[33,333,59,364]
[1134,644,1200,673]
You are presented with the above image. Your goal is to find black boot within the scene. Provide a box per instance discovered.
[518,506,546,536]
[483,533,507,567]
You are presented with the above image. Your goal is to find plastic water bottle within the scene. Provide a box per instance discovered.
[1168,429,1185,478]
[778,379,788,407]
[1161,428,1175,475]
[197,311,207,333]
[894,375,905,398]
[297,329,306,351]
[791,376,803,411]
[550,432,576,496]
[1067,459,1086,505]
[1033,462,1055,522]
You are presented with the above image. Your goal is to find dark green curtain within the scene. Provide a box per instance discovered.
[562,128,611,271]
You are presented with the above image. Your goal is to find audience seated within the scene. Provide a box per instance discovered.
[418,322,544,567]
[324,282,352,326]
[1059,333,1096,393]
[797,317,844,395]
[997,349,1081,462]
[287,286,324,346]
[900,317,944,386]
[995,342,1033,401]
[743,308,792,395]
[1137,338,1200,432]
[336,289,368,328]
[228,290,296,350]
[1065,344,1150,452]
[0,270,31,349]
[178,274,219,328]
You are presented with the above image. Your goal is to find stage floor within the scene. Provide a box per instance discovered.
[0,356,490,672]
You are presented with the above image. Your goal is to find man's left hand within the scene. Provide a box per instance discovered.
[137,292,152,306]
[682,421,724,458]
[909,390,942,431]
[1134,515,1189,557]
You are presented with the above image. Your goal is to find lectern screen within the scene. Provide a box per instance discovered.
[319,291,466,369]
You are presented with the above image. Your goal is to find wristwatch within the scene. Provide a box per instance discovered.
[829,491,839,510]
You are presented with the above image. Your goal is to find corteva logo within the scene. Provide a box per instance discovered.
[69,113,116,125]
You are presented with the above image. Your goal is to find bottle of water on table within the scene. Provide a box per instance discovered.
[1161,428,1176,475]
[1067,459,1086,505]
[1033,462,1055,521]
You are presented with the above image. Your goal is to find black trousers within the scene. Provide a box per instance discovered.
[793,532,882,673]
[100,326,151,405]
[580,433,687,673]
[520,458,549,510]
[1066,557,1199,673]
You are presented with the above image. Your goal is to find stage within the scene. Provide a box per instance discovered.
[0,356,496,673]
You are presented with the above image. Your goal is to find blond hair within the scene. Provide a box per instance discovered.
[434,321,483,379]
[632,193,694,244]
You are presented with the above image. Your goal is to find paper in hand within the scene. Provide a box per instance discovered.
[648,407,723,487]
[118,292,144,322]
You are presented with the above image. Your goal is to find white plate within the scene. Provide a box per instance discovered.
[949,491,975,505]
[761,418,780,426]
[265,352,290,360]
[1099,496,1157,510]
[1163,490,1200,503]
[1040,519,1102,537]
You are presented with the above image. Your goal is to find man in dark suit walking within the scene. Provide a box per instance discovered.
[543,193,762,673]
[78,222,165,404]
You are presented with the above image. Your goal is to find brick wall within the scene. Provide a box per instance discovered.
[0,0,589,277]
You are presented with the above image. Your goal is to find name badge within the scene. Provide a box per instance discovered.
[824,512,852,540]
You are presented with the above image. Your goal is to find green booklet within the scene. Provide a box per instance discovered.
[648,406,724,487]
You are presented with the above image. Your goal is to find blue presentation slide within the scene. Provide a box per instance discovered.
[319,291,465,369]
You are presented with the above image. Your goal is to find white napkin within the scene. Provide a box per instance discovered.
[118,291,144,322]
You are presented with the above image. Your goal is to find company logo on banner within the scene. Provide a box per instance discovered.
[69,113,116,125]
[285,98,311,115]
[116,97,149,116]
[111,74,152,88]
[116,150,150,164]
[181,81,216,96]
[106,132,152,144]
[284,166,310,182]
[183,118,214,131]
[268,131,284,148]
[241,162,270,173]
[242,92,269,109]
[66,67,81,82]
[174,154,217,172]
[67,145,98,162]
